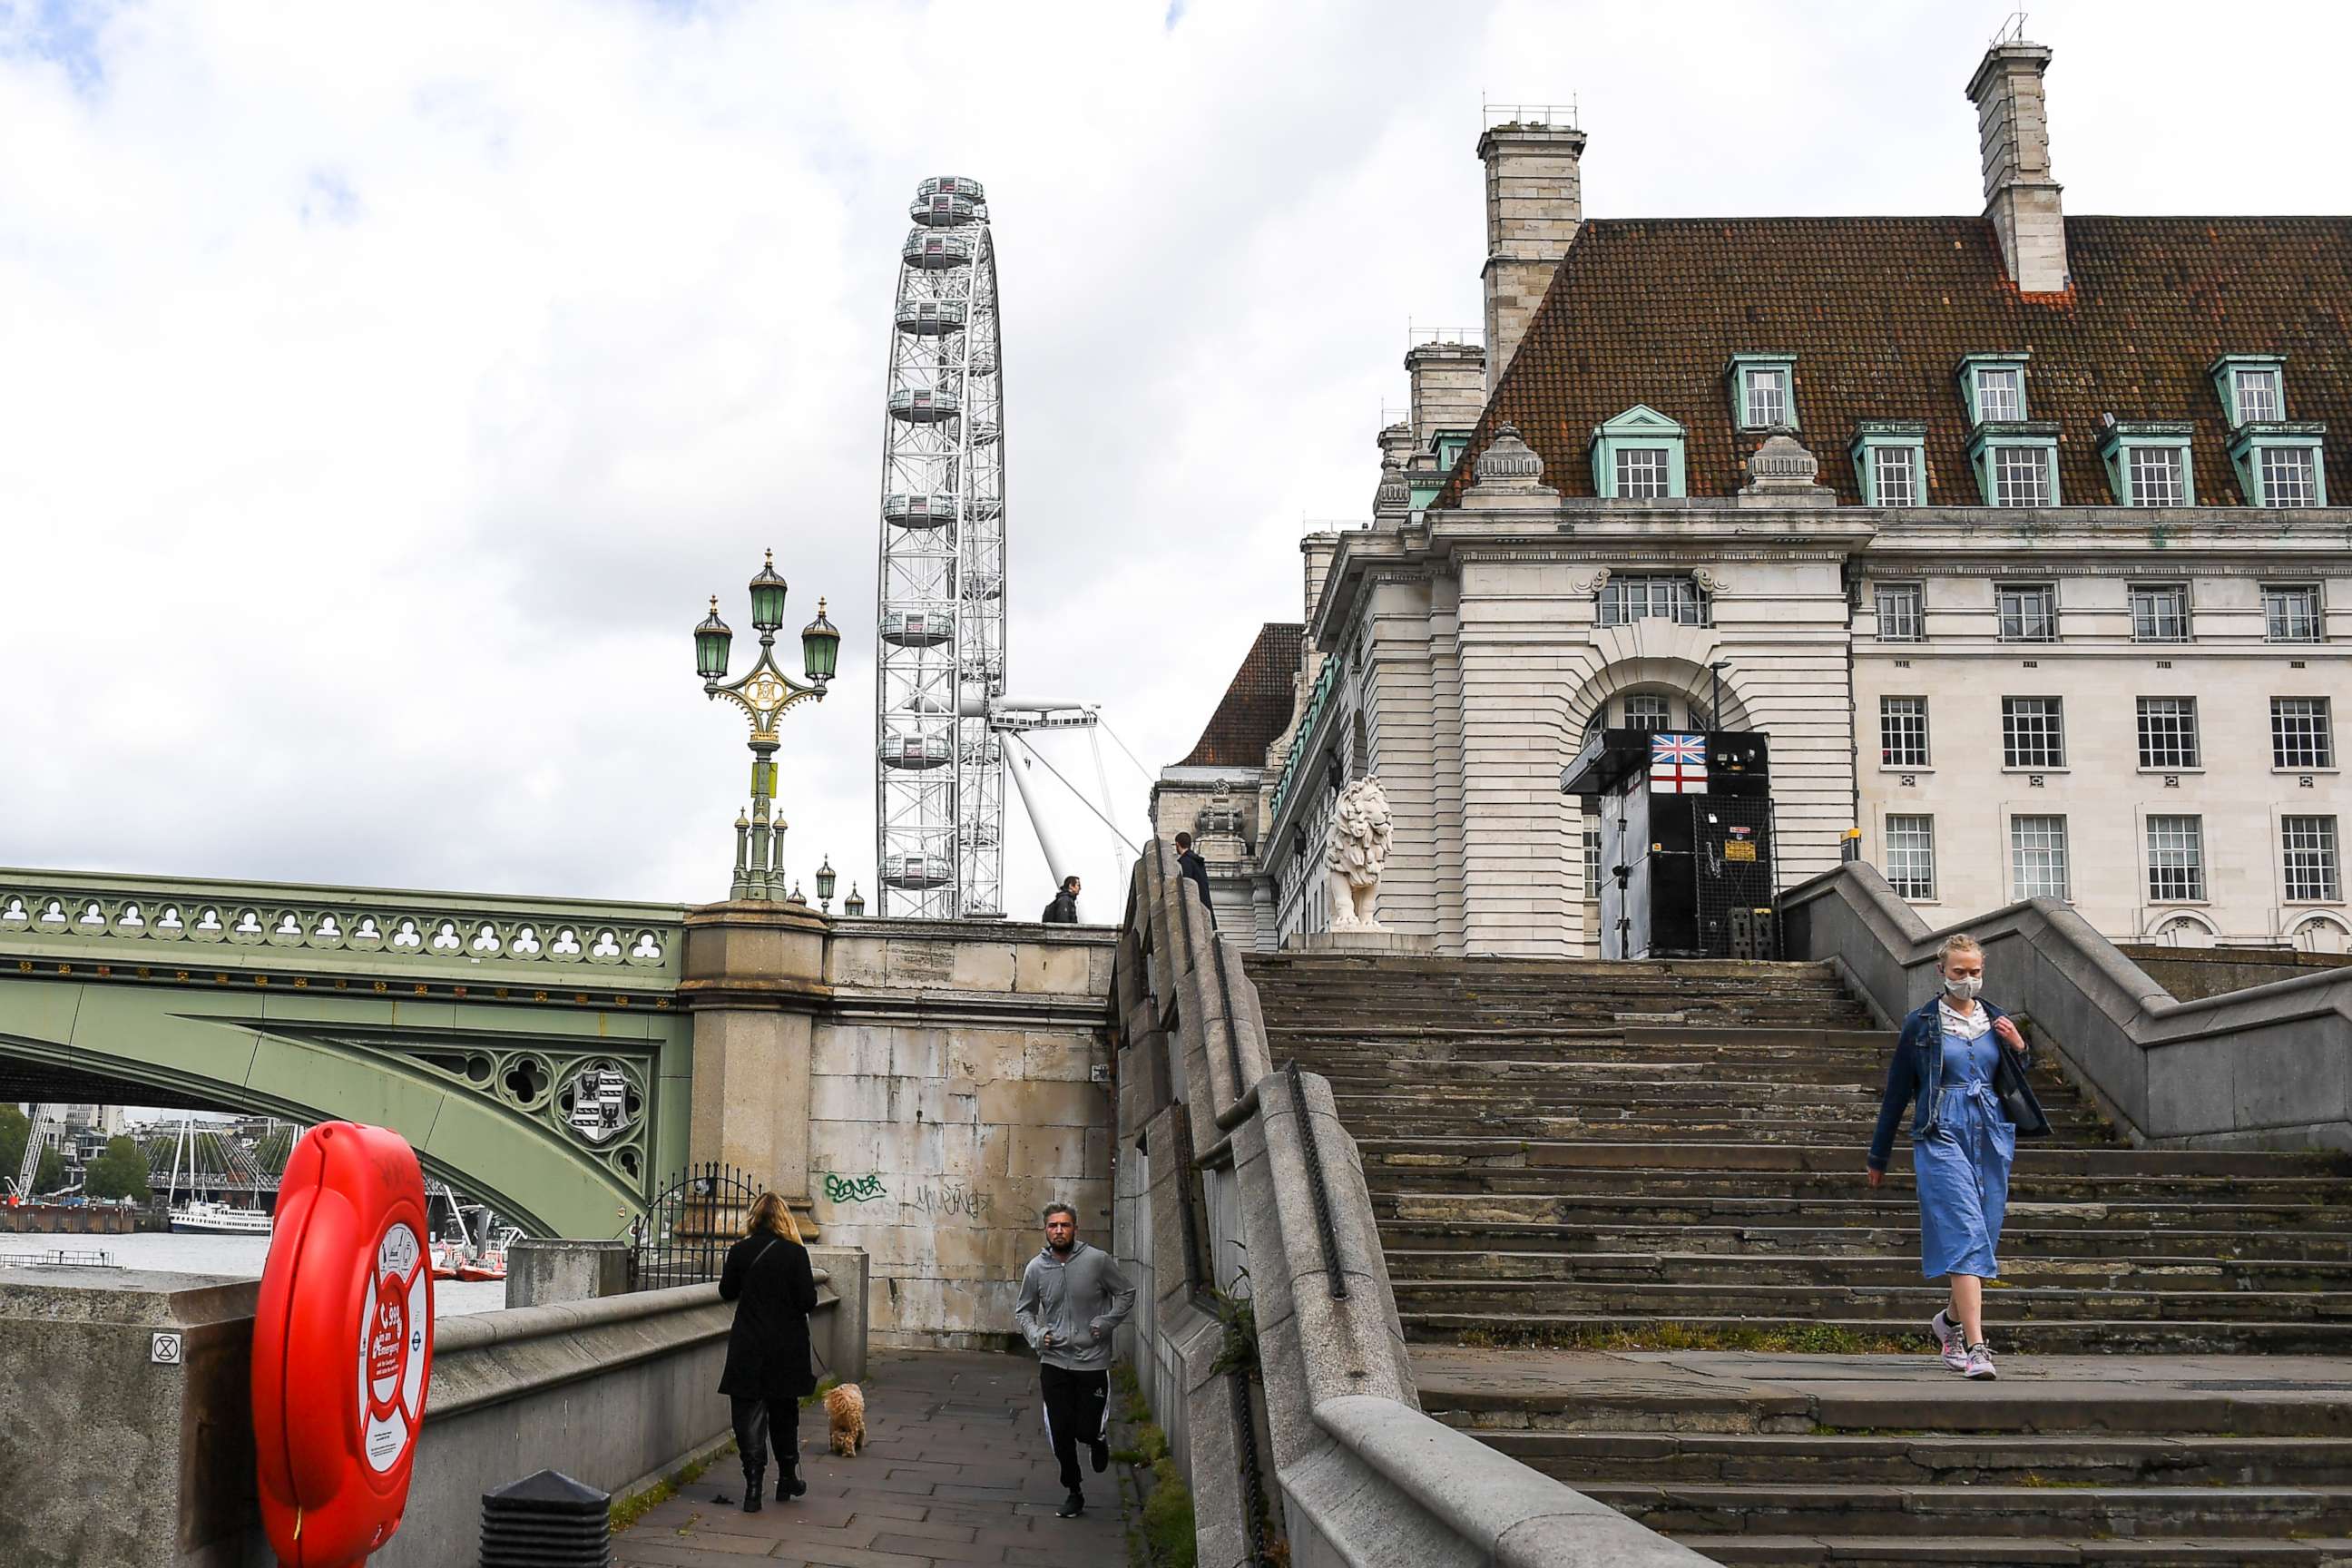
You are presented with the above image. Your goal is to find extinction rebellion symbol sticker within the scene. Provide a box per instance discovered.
[359,1221,429,1473]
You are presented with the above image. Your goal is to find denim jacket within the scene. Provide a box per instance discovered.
[1866,995,2043,1172]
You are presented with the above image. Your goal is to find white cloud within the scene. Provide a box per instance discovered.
[4,0,2347,917]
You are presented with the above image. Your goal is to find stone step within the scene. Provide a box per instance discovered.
[1365,1166,2350,1204]
[1355,1138,2346,1179]
[1589,1481,2352,1540]
[1382,1248,2352,1292]
[1683,1533,2349,1566]
[1393,1277,2352,1324]
[1376,1192,2352,1231]
[1402,1311,2352,1355]
[1342,1114,2112,1143]
[1379,1220,2352,1261]
[1478,1428,2352,1487]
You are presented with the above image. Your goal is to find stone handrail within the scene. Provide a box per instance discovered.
[1112,839,1711,1568]
[1780,861,2352,1151]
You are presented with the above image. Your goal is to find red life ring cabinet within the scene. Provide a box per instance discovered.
[252,1122,435,1566]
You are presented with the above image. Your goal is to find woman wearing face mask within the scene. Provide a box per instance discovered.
[1865,933,2049,1379]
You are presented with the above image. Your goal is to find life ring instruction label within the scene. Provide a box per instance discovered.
[360,1221,429,1474]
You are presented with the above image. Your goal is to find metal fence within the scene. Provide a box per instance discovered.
[629,1162,762,1291]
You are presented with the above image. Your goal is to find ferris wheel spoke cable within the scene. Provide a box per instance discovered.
[1009,734,1138,854]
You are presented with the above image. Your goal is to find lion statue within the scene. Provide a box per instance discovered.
[1325,778,1394,931]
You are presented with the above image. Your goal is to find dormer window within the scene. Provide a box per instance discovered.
[1851,421,1928,506]
[1590,406,1689,499]
[1967,422,2062,507]
[1728,354,1797,430]
[2099,421,2195,507]
[2210,355,2288,428]
[1434,432,1471,472]
[1957,354,2031,426]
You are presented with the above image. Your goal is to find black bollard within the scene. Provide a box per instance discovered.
[480,1468,612,1567]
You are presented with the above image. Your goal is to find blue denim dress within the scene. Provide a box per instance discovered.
[1913,1004,2014,1279]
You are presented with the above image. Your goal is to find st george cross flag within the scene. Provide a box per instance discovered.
[1649,731,1709,794]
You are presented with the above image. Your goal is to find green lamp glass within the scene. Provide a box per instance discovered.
[843,884,865,917]
[816,856,838,906]
[694,598,732,681]
[748,549,789,632]
[801,599,841,683]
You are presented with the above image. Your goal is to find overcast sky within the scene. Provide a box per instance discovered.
[5,1,2348,921]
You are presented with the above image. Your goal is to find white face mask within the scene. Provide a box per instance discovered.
[1944,974,1983,1002]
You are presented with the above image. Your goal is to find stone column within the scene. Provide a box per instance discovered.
[679,900,831,1215]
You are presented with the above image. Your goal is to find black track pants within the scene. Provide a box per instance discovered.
[731,1394,799,1483]
[1038,1363,1110,1492]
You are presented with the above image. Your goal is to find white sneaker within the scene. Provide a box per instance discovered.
[1929,1309,1969,1372]
[1963,1342,1998,1380]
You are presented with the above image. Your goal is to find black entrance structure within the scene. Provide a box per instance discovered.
[1563,729,1777,960]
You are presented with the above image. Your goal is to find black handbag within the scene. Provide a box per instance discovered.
[1992,1044,2052,1138]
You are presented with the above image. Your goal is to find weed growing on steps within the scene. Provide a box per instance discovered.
[1454,1320,1911,1355]
[1112,1362,1197,1568]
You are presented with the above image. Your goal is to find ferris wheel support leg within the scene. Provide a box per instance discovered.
[1005,734,1080,901]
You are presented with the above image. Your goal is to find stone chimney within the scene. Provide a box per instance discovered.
[1405,340,1486,459]
[1966,37,2066,295]
[1372,422,1413,523]
[1477,113,1586,398]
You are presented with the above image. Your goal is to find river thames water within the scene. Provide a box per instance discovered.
[43,1231,510,1316]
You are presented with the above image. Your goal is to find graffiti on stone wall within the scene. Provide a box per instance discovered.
[821,1171,887,1204]
[908,1181,995,1223]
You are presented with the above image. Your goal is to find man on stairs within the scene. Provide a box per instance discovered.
[1013,1202,1136,1518]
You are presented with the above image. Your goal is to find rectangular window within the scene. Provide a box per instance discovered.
[1622,693,1672,731]
[1583,819,1602,895]
[2137,698,2200,769]
[2131,583,2190,642]
[1992,446,2051,506]
[1880,697,1930,768]
[2011,814,2071,900]
[2272,697,2336,769]
[1996,583,2057,642]
[1597,574,1709,628]
[2003,696,2065,769]
[2283,816,2341,902]
[2260,446,2319,507]
[1875,582,1924,641]
[1615,447,1672,499]
[1976,368,2023,422]
[2265,583,2322,643]
[1873,445,1919,506]
[1743,368,1788,428]
[1885,815,1936,900]
[2147,815,2207,903]
[2129,446,2188,507]
[2236,367,2282,424]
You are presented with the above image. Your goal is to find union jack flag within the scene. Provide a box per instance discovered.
[1649,731,1709,794]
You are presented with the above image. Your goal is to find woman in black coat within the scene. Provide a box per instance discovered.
[718,1191,819,1512]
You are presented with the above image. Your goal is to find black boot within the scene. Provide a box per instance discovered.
[779,1457,807,1499]
[741,1475,762,1514]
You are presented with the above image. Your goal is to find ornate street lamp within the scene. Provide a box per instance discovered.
[816,856,838,914]
[843,884,866,918]
[694,549,838,901]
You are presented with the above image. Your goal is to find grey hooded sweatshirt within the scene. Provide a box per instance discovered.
[1013,1240,1137,1372]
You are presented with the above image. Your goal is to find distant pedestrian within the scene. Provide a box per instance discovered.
[1013,1202,1137,1519]
[718,1192,819,1512]
[1865,934,2049,1381]
[1174,832,1215,927]
[1042,874,1082,924]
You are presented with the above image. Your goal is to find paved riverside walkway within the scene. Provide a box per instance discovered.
[613,1349,1129,1568]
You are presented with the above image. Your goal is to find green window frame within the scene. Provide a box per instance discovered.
[1956,353,2032,426]
[2230,426,2329,508]
[1727,354,1798,431]
[2209,355,2288,429]
[1966,424,2062,507]
[1433,431,1472,473]
[2099,421,2196,506]
[1589,406,1689,499]
[1850,421,1928,505]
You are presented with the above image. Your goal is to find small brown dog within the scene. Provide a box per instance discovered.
[824,1382,867,1457]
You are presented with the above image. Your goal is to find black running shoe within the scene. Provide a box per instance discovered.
[1057,1489,1085,1518]
[1091,1439,1110,1474]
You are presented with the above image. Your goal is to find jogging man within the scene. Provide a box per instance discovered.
[1013,1202,1137,1518]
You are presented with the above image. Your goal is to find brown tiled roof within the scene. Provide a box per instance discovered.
[1437,215,2352,507]
[1178,622,1305,768]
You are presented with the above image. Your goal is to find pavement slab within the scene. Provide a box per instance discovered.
[615,1349,1130,1567]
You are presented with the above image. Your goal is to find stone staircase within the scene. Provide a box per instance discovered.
[1247,949,2352,1566]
